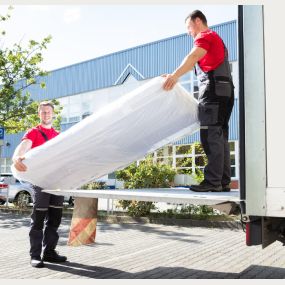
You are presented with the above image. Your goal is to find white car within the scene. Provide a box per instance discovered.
[0,173,73,207]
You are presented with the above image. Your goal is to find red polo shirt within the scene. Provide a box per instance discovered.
[22,124,59,149]
[194,29,225,72]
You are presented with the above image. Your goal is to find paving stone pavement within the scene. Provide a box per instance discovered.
[0,211,285,279]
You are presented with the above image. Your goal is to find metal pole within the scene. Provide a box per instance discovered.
[0,139,3,179]
[5,184,9,208]
[0,139,7,207]
[107,198,110,215]
[0,128,4,174]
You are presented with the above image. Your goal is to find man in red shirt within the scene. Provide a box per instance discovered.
[12,101,67,268]
[163,10,234,192]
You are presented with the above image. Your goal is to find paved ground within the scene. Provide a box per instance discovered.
[0,211,285,279]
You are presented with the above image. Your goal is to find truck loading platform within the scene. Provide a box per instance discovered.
[43,188,240,206]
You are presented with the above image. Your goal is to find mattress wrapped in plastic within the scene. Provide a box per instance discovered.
[11,77,199,189]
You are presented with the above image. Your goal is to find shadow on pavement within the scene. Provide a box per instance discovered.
[45,262,285,278]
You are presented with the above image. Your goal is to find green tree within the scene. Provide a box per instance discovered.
[0,6,60,133]
[116,156,177,217]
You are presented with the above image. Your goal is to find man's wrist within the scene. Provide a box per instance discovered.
[13,156,22,163]
[171,72,181,83]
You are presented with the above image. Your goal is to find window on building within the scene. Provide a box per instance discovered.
[180,71,199,99]
[151,141,238,180]
[69,95,81,123]
[81,93,94,115]
[58,93,95,124]
[176,145,191,155]
[229,141,238,179]
[0,158,12,173]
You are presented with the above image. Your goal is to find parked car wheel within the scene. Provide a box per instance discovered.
[14,191,32,208]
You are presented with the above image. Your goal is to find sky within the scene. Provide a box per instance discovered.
[0,4,237,72]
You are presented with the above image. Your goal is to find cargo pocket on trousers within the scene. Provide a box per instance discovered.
[215,81,232,97]
[198,103,219,126]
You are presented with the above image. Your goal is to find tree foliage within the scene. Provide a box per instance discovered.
[0,6,61,133]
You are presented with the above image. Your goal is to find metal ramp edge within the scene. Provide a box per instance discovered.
[43,188,240,206]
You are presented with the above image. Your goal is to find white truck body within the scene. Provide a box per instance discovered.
[241,4,285,247]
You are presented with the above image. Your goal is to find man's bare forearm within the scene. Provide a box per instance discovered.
[12,140,32,172]
[12,140,32,162]
[162,46,207,91]
[173,52,201,77]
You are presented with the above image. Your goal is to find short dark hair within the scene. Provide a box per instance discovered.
[185,10,207,25]
[38,101,54,112]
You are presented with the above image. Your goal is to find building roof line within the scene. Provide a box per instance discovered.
[114,63,145,85]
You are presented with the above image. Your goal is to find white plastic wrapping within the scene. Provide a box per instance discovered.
[11,77,199,189]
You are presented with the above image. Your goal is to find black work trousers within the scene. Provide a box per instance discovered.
[199,88,234,187]
[29,185,64,258]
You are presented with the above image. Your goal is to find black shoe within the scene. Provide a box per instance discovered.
[222,184,231,192]
[190,181,223,192]
[43,250,67,263]
[30,256,44,268]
